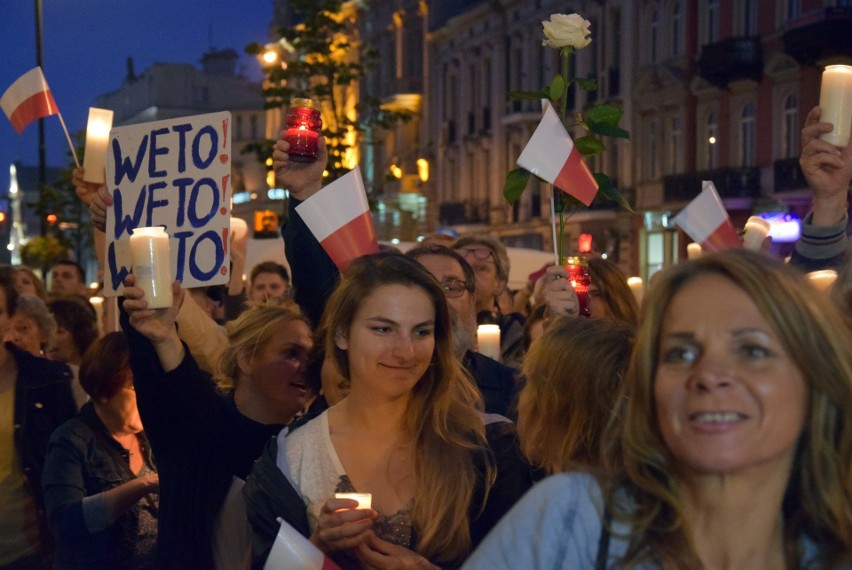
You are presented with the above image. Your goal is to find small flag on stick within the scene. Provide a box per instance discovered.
[295,166,379,272]
[264,518,341,570]
[674,181,742,252]
[1,67,79,167]
[517,105,599,206]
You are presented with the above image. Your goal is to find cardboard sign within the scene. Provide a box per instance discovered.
[103,111,232,296]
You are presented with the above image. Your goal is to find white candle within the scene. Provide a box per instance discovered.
[742,216,771,251]
[129,227,173,308]
[82,107,114,184]
[819,65,852,148]
[806,269,838,292]
[687,243,702,260]
[627,277,644,304]
[89,296,104,335]
[334,493,372,510]
[476,324,501,361]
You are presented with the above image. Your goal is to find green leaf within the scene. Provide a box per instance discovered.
[587,120,631,139]
[594,173,635,213]
[577,77,597,92]
[549,74,566,102]
[586,104,623,125]
[575,136,605,155]
[503,168,532,205]
[510,90,547,101]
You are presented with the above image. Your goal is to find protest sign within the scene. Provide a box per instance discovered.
[104,111,232,296]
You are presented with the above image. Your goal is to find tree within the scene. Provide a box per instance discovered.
[246,0,410,183]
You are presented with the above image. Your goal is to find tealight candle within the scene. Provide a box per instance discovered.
[687,243,702,260]
[129,227,173,308]
[819,65,852,148]
[476,324,501,361]
[806,269,837,292]
[82,107,114,184]
[89,296,104,335]
[335,493,372,510]
[627,276,644,304]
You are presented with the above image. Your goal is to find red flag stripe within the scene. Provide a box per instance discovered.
[319,210,379,272]
[700,219,743,252]
[7,90,58,134]
[553,147,598,206]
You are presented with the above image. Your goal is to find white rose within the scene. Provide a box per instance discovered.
[542,13,591,49]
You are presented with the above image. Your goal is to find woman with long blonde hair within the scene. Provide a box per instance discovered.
[245,254,533,569]
[465,249,852,569]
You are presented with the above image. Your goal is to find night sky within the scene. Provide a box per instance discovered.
[0,0,276,192]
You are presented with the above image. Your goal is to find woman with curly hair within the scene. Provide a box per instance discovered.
[465,249,852,569]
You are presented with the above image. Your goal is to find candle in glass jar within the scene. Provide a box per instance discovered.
[82,107,114,184]
[819,65,852,148]
[129,227,173,308]
[687,243,702,260]
[476,324,501,361]
[334,493,372,510]
[562,256,591,317]
[284,98,322,163]
[806,269,837,292]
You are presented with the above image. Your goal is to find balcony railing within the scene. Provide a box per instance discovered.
[783,7,852,66]
[697,37,763,88]
[773,157,806,193]
[663,167,761,202]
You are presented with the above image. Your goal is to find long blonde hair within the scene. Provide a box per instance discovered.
[518,316,634,475]
[215,303,310,392]
[608,250,852,568]
[319,254,490,564]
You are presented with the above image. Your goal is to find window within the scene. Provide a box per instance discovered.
[744,0,757,35]
[741,103,756,167]
[650,7,660,62]
[707,0,720,43]
[647,119,661,179]
[669,116,682,174]
[706,112,718,169]
[250,115,258,140]
[672,1,683,56]
[783,94,799,158]
[786,0,801,21]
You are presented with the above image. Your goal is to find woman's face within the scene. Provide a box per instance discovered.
[14,271,39,297]
[105,372,143,433]
[245,319,313,420]
[336,284,436,401]
[46,326,81,364]
[654,275,806,478]
[5,314,44,356]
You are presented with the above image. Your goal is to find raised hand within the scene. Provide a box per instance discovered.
[541,264,580,321]
[122,275,182,345]
[800,106,852,226]
[272,135,328,200]
[355,532,439,569]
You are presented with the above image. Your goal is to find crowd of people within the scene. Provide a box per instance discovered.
[0,105,849,570]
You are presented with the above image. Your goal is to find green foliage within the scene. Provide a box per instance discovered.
[503,168,532,204]
[246,0,412,182]
[20,235,71,270]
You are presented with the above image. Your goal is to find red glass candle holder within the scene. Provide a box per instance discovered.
[284,98,322,163]
[562,255,591,317]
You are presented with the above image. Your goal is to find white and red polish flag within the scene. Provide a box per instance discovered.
[264,518,341,570]
[516,104,599,206]
[674,181,743,251]
[295,166,379,272]
[1,67,59,134]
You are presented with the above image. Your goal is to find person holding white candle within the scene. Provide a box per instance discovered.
[119,278,314,569]
[791,106,852,272]
[244,254,533,569]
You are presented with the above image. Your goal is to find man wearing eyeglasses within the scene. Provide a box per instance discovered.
[407,245,519,419]
[452,235,526,369]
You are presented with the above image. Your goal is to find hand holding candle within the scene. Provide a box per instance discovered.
[334,493,372,510]
[82,107,113,184]
[742,216,771,252]
[129,227,173,309]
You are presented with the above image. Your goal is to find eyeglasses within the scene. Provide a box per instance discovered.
[457,247,494,261]
[440,279,469,298]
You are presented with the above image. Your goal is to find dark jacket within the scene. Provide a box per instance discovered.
[243,418,534,569]
[121,309,284,570]
[10,341,76,562]
[463,351,519,420]
[42,403,157,569]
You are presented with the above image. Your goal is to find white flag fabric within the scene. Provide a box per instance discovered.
[1,67,59,134]
[674,181,742,251]
[264,518,341,570]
